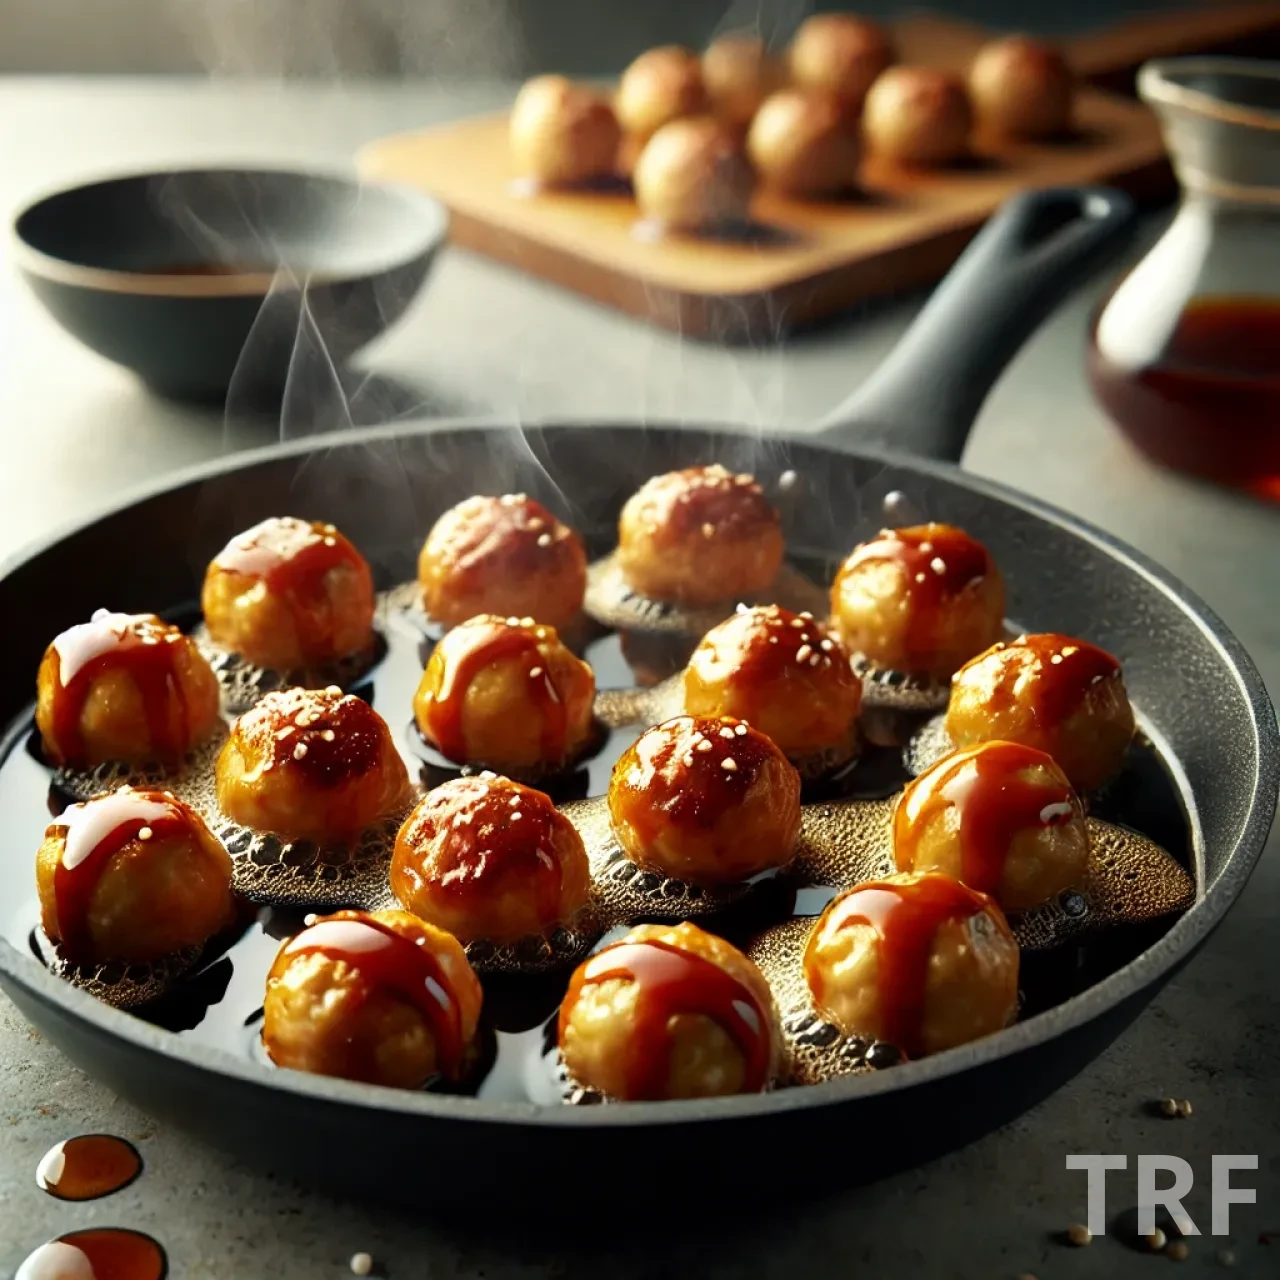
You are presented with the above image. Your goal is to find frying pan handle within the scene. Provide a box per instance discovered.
[814,186,1137,463]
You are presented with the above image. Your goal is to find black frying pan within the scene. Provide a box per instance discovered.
[1,189,1275,1213]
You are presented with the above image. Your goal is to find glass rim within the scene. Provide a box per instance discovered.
[1140,57,1280,133]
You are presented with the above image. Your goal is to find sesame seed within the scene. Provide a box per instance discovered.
[276,727,295,739]
[719,727,735,740]
[322,730,335,742]
[1067,1223,1092,1247]
[796,645,813,663]
[323,537,337,547]
[702,522,715,538]
[1160,1097,1180,1117]
[930,557,946,575]
[920,540,933,553]
[914,572,927,583]
[1146,1229,1167,1251]
[735,724,747,736]
[779,470,797,490]
[820,639,833,652]
[537,533,553,547]
[721,758,738,771]
[293,743,308,760]
[325,685,342,696]
[1062,645,1079,656]
[1051,653,1064,665]
[528,517,545,531]
[1166,1241,1189,1261]
[768,636,778,644]
[304,913,318,926]
[323,524,337,534]
[529,666,544,678]
[810,653,822,666]
[479,770,497,780]
[683,753,694,767]
[511,811,523,821]
[790,618,805,628]
[510,796,521,806]
[521,617,534,626]
[350,1251,373,1276]
[506,617,521,626]
[138,827,153,841]
[696,740,713,752]
[735,602,749,614]
[735,473,753,486]
[1177,1099,1193,1118]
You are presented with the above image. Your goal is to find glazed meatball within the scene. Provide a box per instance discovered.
[36,786,235,965]
[968,35,1075,139]
[863,67,973,166]
[414,615,596,774]
[418,494,587,631]
[609,714,800,885]
[35,610,221,770]
[201,516,376,672]
[804,871,1018,1057]
[616,465,784,606]
[702,33,784,129]
[633,117,754,231]
[392,774,590,943]
[615,45,708,139]
[509,74,621,186]
[830,523,1005,681]
[263,908,483,1088]
[788,13,895,116]
[946,634,1135,791]
[216,687,409,843]
[895,741,1088,911]
[747,88,861,197]
[559,921,780,1099]
[684,605,862,759]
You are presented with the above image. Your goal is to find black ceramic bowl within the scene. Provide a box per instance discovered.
[13,168,447,403]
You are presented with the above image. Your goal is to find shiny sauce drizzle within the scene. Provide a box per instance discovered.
[274,915,464,1079]
[986,634,1122,726]
[36,1134,142,1201]
[837,524,991,658]
[212,518,365,664]
[812,875,990,1058]
[560,939,771,1098]
[427,621,567,764]
[52,789,191,963]
[17,1229,167,1280]
[701,606,846,683]
[49,612,189,765]
[896,743,1075,894]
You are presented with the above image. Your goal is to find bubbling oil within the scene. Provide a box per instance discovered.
[0,559,1195,1103]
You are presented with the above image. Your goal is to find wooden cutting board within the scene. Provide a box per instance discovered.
[359,16,1168,340]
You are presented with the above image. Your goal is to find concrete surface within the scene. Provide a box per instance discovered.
[0,79,1277,1278]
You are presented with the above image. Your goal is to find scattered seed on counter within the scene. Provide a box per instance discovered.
[1167,1240,1190,1261]
[1159,1097,1180,1117]
[1067,1223,1092,1247]
[349,1251,374,1276]
[1177,1098,1194,1118]
[1146,1229,1168,1251]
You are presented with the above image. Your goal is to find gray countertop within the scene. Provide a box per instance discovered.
[0,78,1277,1279]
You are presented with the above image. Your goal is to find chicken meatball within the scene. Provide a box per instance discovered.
[968,35,1075,139]
[702,33,784,129]
[615,45,708,139]
[418,494,587,631]
[36,786,235,965]
[616,465,784,606]
[559,921,779,1099]
[633,117,754,231]
[829,523,1005,681]
[201,516,376,672]
[392,774,590,943]
[747,88,861,197]
[804,871,1019,1057]
[945,633,1135,791]
[509,74,621,186]
[863,66,973,166]
[263,908,482,1088]
[414,615,596,774]
[894,741,1089,911]
[608,714,800,885]
[216,687,409,843]
[684,605,862,760]
[788,13,895,116]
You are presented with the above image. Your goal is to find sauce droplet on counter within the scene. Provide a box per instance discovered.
[270,914,465,1079]
[809,874,997,1058]
[49,612,192,765]
[16,1229,166,1280]
[36,1134,142,1201]
[560,939,771,1098]
[52,789,193,964]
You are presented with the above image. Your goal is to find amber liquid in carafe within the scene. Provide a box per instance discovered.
[1088,296,1280,501]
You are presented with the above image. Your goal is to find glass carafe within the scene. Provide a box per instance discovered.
[1088,58,1280,500]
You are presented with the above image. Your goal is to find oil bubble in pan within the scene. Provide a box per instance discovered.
[194,626,388,715]
[51,731,228,805]
[583,554,829,637]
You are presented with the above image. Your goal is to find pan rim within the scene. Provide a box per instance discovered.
[1,417,1275,1130]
